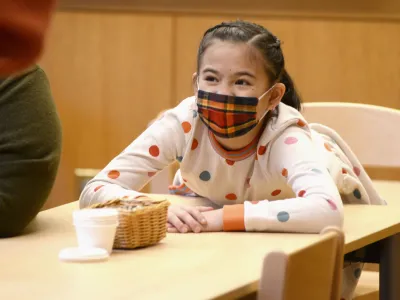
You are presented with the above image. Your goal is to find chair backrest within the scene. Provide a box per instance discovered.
[302,102,400,167]
[258,227,344,300]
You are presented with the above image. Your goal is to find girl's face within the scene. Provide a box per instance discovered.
[194,40,282,119]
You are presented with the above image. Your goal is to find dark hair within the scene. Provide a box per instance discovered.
[197,20,301,111]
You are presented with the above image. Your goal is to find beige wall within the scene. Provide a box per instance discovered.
[40,10,400,209]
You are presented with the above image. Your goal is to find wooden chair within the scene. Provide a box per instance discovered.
[302,102,400,168]
[302,102,400,203]
[302,102,400,300]
[302,101,400,206]
[257,227,345,300]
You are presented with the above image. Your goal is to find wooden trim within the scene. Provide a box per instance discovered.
[57,0,400,22]
[365,167,400,181]
[170,17,178,108]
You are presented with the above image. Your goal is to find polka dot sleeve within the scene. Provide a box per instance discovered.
[244,125,344,233]
[79,106,191,208]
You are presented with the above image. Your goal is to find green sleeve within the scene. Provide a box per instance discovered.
[0,66,62,237]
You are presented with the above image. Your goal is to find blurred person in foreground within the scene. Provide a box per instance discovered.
[0,1,61,237]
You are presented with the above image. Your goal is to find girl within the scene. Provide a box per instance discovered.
[81,20,366,299]
[80,20,343,234]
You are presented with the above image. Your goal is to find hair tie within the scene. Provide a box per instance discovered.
[268,37,281,49]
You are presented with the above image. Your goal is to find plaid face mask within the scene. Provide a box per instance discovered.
[196,87,272,138]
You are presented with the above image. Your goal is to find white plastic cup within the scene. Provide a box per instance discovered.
[72,208,119,254]
[74,223,118,254]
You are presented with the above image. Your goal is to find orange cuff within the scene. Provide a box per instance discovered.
[223,204,245,231]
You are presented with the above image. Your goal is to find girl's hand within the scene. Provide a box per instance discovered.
[201,209,223,232]
[167,205,214,233]
[167,208,223,233]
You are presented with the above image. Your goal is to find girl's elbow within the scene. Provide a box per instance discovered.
[311,204,344,233]
[323,196,344,229]
[78,195,88,209]
[327,208,344,229]
[78,185,92,209]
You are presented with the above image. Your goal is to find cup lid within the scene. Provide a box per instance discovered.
[73,209,118,220]
[59,247,109,262]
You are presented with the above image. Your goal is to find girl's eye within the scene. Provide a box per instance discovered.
[205,76,218,82]
[236,79,250,86]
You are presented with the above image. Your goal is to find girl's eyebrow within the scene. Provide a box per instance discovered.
[202,68,255,78]
[235,71,256,78]
[202,67,219,75]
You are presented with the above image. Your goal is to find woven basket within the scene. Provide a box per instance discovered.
[89,198,170,249]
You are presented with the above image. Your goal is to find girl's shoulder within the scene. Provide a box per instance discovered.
[158,96,197,124]
[149,96,199,149]
[259,102,311,147]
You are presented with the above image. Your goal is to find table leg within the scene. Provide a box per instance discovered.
[380,233,400,300]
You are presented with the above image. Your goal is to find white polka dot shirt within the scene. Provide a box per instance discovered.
[80,97,345,233]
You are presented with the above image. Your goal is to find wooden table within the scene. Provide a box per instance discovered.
[1,195,399,300]
[373,180,400,206]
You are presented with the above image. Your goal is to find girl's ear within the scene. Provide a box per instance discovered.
[267,83,285,110]
[192,72,198,95]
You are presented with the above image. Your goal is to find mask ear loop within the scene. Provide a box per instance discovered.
[258,84,276,101]
[196,77,201,92]
[258,84,276,121]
